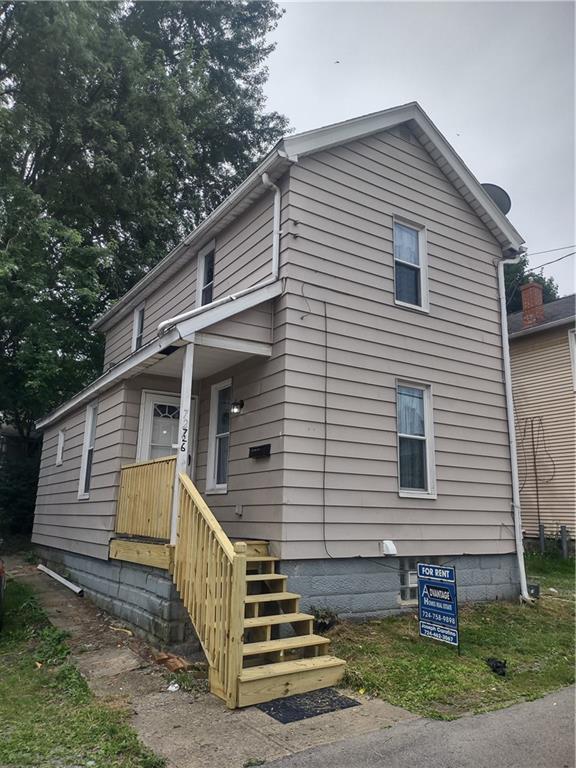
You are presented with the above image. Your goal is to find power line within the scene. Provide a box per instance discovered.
[529,251,575,271]
[524,245,575,258]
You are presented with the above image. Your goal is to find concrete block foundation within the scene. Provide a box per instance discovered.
[36,546,198,652]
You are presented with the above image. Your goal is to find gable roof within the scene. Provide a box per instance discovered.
[92,101,525,332]
[508,293,576,339]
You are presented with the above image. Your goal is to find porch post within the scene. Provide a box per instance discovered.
[170,338,195,545]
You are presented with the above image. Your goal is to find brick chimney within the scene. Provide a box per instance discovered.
[520,281,545,327]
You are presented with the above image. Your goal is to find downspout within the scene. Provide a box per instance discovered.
[158,173,283,335]
[497,251,531,602]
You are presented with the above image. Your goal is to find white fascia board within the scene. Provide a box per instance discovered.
[509,316,576,340]
[36,327,182,430]
[282,101,421,158]
[195,332,272,357]
[91,150,291,332]
[176,280,282,340]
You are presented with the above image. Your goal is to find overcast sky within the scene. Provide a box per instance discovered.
[263,1,575,296]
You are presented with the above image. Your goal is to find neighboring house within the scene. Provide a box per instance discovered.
[32,102,526,708]
[509,286,575,545]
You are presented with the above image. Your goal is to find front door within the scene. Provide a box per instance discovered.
[136,391,197,469]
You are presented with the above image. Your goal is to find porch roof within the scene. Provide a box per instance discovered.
[36,281,280,430]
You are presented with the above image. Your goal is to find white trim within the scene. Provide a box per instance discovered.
[396,381,436,498]
[393,218,429,313]
[78,403,98,500]
[136,390,185,461]
[569,329,576,391]
[196,239,216,308]
[194,332,273,357]
[131,303,145,352]
[55,430,65,466]
[174,279,282,338]
[206,378,232,494]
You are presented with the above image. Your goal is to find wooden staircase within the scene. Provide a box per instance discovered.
[172,474,345,708]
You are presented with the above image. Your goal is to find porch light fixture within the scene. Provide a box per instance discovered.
[230,400,244,415]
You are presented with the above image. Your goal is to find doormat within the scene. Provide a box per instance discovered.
[256,688,360,724]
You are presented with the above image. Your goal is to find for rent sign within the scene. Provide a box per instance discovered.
[417,563,459,647]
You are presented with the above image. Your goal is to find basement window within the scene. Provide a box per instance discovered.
[400,556,438,603]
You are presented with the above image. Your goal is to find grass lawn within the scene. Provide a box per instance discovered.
[330,555,575,719]
[0,579,164,768]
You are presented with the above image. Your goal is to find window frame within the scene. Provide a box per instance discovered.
[196,240,216,307]
[569,329,576,391]
[393,217,429,313]
[206,378,232,495]
[396,380,436,499]
[131,303,145,351]
[78,403,98,500]
[55,429,65,466]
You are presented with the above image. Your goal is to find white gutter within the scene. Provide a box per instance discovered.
[157,172,284,336]
[497,252,531,602]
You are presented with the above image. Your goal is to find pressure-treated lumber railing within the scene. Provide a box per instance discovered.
[173,473,247,708]
[115,456,176,540]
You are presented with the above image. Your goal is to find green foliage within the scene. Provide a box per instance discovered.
[504,254,559,314]
[0,579,165,767]
[0,1,287,436]
[330,558,574,719]
[0,436,40,535]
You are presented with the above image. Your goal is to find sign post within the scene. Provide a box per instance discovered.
[417,563,459,652]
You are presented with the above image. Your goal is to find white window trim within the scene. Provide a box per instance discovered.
[55,430,65,466]
[206,378,231,495]
[135,390,198,469]
[393,217,429,313]
[195,239,216,308]
[569,329,576,391]
[396,380,437,499]
[78,403,98,500]
[131,303,145,352]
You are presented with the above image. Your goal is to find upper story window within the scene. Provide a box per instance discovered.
[397,382,436,498]
[206,379,231,493]
[78,403,98,499]
[197,241,216,306]
[55,430,65,466]
[132,305,145,351]
[394,220,429,312]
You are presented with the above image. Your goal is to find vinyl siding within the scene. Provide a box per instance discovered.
[32,385,127,560]
[511,326,576,538]
[102,187,283,370]
[277,125,515,559]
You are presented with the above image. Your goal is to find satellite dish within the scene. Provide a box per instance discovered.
[482,183,512,215]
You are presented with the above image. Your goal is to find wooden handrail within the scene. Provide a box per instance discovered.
[115,455,176,540]
[173,473,247,708]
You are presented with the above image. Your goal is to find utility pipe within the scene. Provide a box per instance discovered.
[497,252,531,602]
[158,173,283,336]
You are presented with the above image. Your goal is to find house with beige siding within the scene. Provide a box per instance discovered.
[32,103,528,707]
[509,287,575,546]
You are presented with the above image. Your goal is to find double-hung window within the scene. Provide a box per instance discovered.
[198,247,215,306]
[206,379,231,493]
[132,305,145,351]
[394,220,429,311]
[55,430,65,466]
[397,383,436,497]
[78,403,98,499]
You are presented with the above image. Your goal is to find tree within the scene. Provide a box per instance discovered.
[504,254,559,314]
[0,0,287,437]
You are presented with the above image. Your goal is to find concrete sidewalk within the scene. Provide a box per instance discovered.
[267,686,576,768]
[6,555,415,768]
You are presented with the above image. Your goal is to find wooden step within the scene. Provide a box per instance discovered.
[245,573,287,583]
[237,656,346,707]
[245,591,300,604]
[244,612,313,629]
[243,634,330,656]
[246,556,279,562]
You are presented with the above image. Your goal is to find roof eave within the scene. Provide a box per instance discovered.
[509,315,575,340]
